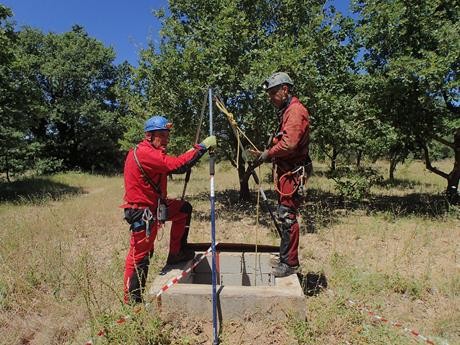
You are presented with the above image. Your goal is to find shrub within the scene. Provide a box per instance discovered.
[328,166,383,201]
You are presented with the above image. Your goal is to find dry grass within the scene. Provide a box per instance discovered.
[0,159,458,345]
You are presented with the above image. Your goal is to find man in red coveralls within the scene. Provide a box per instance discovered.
[122,115,216,303]
[258,72,311,277]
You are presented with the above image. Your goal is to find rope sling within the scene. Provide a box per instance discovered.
[273,165,306,197]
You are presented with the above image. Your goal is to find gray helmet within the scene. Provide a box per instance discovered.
[261,72,294,90]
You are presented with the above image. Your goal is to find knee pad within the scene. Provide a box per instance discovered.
[180,201,192,214]
[276,205,297,230]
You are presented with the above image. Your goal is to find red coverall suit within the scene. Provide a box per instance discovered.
[122,139,207,303]
[268,96,310,267]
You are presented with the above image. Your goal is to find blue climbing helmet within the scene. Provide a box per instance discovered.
[144,115,173,132]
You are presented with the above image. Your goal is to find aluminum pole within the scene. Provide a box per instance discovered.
[208,88,219,345]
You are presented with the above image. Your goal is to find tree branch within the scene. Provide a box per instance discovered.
[421,143,449,179]
[431,135,455,149]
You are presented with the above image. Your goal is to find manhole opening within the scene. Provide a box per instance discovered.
[180,252,275,287]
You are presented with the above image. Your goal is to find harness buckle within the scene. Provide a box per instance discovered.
[142,208,154,239]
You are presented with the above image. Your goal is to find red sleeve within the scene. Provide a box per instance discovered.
[123,141,207,206]
[268,103,309,158]
[137,141,205,175]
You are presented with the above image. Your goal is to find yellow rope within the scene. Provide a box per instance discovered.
[214,97,260,152]
[215,96,263,285]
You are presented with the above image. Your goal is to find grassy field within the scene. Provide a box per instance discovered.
[0,159,458,345]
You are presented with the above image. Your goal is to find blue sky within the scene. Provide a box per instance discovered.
[3,0,353,66]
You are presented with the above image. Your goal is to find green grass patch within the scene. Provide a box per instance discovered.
[328,252,429,300]
[0,174,84,204]
[91,307,172,345]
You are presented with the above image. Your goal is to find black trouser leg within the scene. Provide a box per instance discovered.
[277,205,299,267]
[127,250,153,303]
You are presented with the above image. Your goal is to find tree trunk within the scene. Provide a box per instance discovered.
[356,150,363,168]
[5,153,10,183]
[388,148,403,181]
[389,158,398,181]
[238,159,250,201]
[423,127,460,204]
[446,129,460,203]
[330,147,338,171]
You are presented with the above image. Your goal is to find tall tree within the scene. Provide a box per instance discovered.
[0,5,37,181]
[354,0,460,201]
[119,0,359,199]
[306,6,361,171]
[18,25,123,172]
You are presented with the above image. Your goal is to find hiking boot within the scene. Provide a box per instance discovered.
[272,262,298,277]
[166,247,196,265]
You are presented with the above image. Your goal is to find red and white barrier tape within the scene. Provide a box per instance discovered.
[347,299,439,345]
[85,250,445,345]
[84,244,215,344]
[156,243,216,298]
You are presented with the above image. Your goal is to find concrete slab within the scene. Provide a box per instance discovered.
[149,250,306,322]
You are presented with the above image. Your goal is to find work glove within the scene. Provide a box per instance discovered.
[248,149,270,163]
[258,149,270,163]
[200,135,217,150]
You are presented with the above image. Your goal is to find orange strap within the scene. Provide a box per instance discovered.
[273,165,303,197]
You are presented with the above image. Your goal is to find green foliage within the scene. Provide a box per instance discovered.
[385,273,426,300]
[11,25,124,174]
[0,4,32,181]
[328,166,383,201]
[118,114,145,152]
[93,308,172,345]
[117,1,357,166]
[2,0,458,200]
[424,137,456,160]
[308,7,364,168]
[33,157,64,175]
[353,0,460,185]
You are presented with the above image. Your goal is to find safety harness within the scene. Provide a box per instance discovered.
[274,158,313,197]
[216,96,311,198]
[132,146,167,239]
[271,96,312,197]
